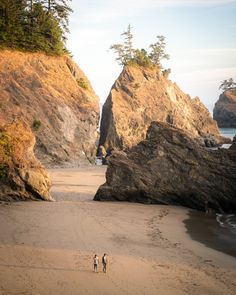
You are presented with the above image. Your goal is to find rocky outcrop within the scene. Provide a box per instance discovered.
[213,90,236,127]
[0,50,100,166]
[94,121,236,213]
[0,120,52,201]
[99,65,224,151]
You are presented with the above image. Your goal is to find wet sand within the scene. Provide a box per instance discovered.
[184,211,236,258]
[0,166,236,295]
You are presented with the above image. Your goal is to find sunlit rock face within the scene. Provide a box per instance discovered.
[95,121,236,213]
[0,120,52,201]
[0,50,100,166]
[213,90,236,128]
[99,65,224,151]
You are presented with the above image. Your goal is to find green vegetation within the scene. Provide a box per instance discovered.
[77,78,88,90]
[219,78,236,93]
[33,119,42,131]
[0,131,12,156]
[0,164,8,178]
[110,25,170,69]
[0,0,72,55]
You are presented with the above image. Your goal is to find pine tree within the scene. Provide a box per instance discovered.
[40,0,72,38]
[122,24,134,63]
[110,25,135,65]
[0,0,28,49]
[149,35,170,68]
[0,0,71,54]
[110,26,170,69]
[28,2,64,54]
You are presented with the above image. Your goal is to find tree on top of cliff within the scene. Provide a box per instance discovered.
[0,0,72,55]
[110,25,170,69]
[149,35,170,68]
[40,0,72,38]
[110,24,135,65]
[219,78,236,92]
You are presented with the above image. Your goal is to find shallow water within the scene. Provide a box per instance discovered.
[219,128,236,140]
[216,214,236,235]
[184,211,236,258]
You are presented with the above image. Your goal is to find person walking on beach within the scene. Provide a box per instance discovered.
[93,254,99,272]
[102,253,108,273]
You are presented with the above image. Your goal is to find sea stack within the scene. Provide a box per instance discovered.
[95,121,236,213]
[0,50,100,166]
[213,90,236,127]
[0,120,52,202]
[99,65,223,151]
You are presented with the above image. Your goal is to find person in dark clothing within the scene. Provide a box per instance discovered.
[102,253,108,273]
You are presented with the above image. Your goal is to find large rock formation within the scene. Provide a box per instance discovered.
[94,121,236,213]
[99,65,224,151]
[213,90,236,127]
[0,120,52,201]
[0,50,99,166]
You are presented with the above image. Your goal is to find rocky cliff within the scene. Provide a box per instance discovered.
[99,65,224,151]
[94,121,236,213]
[0,120,51,201]
[0,50,99,166]
[213,90,236,127]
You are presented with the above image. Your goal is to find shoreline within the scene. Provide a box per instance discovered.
[184,210,236,258]
[0,166,235,294]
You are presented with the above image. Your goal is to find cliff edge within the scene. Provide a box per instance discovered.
[0,120,51,201]
[213,90,236,127]
[99,65,223,151]
[0,50,100,166]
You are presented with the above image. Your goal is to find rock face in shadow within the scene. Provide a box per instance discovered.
[0,120,52,201]
[99,65,225,151]
[213,90,236,127]
[0,50,100,166]
[94,121,236,213]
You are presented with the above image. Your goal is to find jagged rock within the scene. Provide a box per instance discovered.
[0,120,52,201]
[99,65,225,151]
[213,90,236,127]
[94,121,236,213]
[0,50,100,166]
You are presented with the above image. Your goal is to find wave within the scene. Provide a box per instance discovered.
[216,214,236,234]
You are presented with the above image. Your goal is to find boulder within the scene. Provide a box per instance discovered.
[99,65,225,151]
[213,90,236,127]
[0,120,52,201]
[94,121,236,213]
[0,50,100,166]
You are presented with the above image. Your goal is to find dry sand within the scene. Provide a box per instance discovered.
[0,166,236,295]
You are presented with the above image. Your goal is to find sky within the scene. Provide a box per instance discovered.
[67,0,236,112]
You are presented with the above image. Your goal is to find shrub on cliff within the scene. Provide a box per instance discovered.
[219,78,236,93]
[110,25,170,69]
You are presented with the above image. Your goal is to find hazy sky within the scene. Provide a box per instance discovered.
[67,0,236,112]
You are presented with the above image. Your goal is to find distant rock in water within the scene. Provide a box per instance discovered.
[0,120,52,201]
[0,50,100,166]
[213,90,236,128]
[99,65,225,151]
[94,121,236,213]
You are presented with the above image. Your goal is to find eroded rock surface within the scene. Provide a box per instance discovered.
[213,90,236,127]
[0,50,100,166]
[99,65,225,151]
[0,120,52,201]
[95,121,236,213]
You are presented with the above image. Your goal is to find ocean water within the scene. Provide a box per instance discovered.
[216,214,236,235]
[219,128,236,140]
[185,211,236,257]
[216,129,236,234]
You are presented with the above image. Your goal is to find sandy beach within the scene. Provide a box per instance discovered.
[0,166,236,295]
